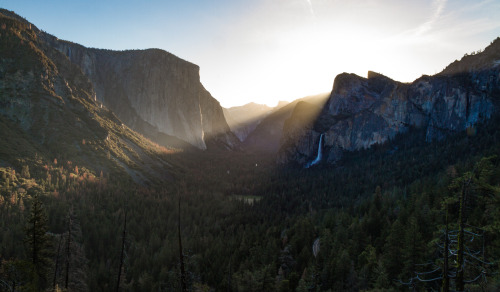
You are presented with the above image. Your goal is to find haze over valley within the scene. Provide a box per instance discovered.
[1,2,500,291]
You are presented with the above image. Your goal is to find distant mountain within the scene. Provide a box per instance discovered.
[0,9,195,183]
[275,100,290,108]
[243,93,329,153]
[0,9,238,151]
[278,38,500,166]
[223,102,273,141]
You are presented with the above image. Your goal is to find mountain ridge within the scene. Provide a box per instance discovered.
[0,8,239,151]
[223,102,273,142]
[0,8,186,183]
[43,35,239,150]
[278,39,500,166]
[243,93,329,153]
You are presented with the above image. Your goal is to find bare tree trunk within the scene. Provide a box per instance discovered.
[116,210,127,292]
[178,195,187,292]
[65,215,72,289]
[53,235,63,289]
[442,205,449,292]
[227,259,232,292]
[411,233,417,291]
[456,180,469,292]
[32,219,37,266]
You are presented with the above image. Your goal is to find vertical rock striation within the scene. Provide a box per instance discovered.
[279,38,500,165]
[41,34,237,150]
[0,9,177,182]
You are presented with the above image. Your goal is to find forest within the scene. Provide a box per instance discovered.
[0,111,499,292]
[1,5,500,292]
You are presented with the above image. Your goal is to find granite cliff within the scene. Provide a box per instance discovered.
[0,9,176,183]
[39,27,237,150]
[279,38,500,165]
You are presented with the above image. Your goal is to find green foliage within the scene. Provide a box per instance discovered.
[1,119,499,290]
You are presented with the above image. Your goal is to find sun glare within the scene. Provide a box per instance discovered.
[195,0,500,108]
[203,16,432,108]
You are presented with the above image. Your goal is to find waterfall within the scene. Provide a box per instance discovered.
[305,133,324,168]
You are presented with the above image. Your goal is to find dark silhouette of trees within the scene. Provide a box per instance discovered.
[2,113,500,291]
[400,157,499,291]
[116,209,127,292]
[441,203,450,292]
[52,234,63,289]
[178,193,188,292]
[24,193,52,291]
[65,211,72,289]
[50,209,88,291]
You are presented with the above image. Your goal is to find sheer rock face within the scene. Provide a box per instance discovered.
[43,37,237,150]
[0,9,178,182]
[279,39,500,165]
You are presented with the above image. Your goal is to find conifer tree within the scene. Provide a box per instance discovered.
[25,193,52,290]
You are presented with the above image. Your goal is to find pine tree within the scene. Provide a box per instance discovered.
[25,193,52,290]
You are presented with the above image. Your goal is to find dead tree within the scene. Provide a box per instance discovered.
[53,234,63,289]
[53,210,88,291]
[178,194,188,292]
[65,213,72,289]
[442,205,450,292]
[116,210,127,292]
[401,159,496,291]
[456,174,472,291]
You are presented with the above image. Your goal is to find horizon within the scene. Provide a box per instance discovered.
[2,0,500,107]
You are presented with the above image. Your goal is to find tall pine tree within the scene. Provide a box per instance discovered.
[25,193,52,291]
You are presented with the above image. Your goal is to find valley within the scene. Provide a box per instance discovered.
[3,115,500,291]
[1,7,500,292]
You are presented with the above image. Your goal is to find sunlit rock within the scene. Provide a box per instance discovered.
[44,36,238,150]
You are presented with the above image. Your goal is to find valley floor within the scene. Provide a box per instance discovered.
[2,119,500,291]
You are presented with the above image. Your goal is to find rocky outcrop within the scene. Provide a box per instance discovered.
[0,9,175,183]
[279,39,500,166]
[40,31,238,150]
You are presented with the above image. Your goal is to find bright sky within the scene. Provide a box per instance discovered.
[2,0,500,107]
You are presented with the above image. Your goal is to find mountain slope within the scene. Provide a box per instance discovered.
[3,9,238,151]
[0,9,178,183]
[48,43,239,150]
[223,102,273,141]
[279,39,500,166]
[244,93,329,153]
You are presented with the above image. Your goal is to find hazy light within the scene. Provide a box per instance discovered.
[4,0,500,108]
[196,0,500,107]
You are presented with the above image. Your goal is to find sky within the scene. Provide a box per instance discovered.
[2,0,500,107]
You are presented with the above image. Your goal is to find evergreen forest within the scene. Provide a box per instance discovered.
[1,114,500,291]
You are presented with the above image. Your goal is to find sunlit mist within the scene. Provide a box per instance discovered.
[196,0,500,107]
[5,0,500,107]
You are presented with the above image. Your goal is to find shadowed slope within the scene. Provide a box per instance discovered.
[0,9,179,184]
[279,38,500,166]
